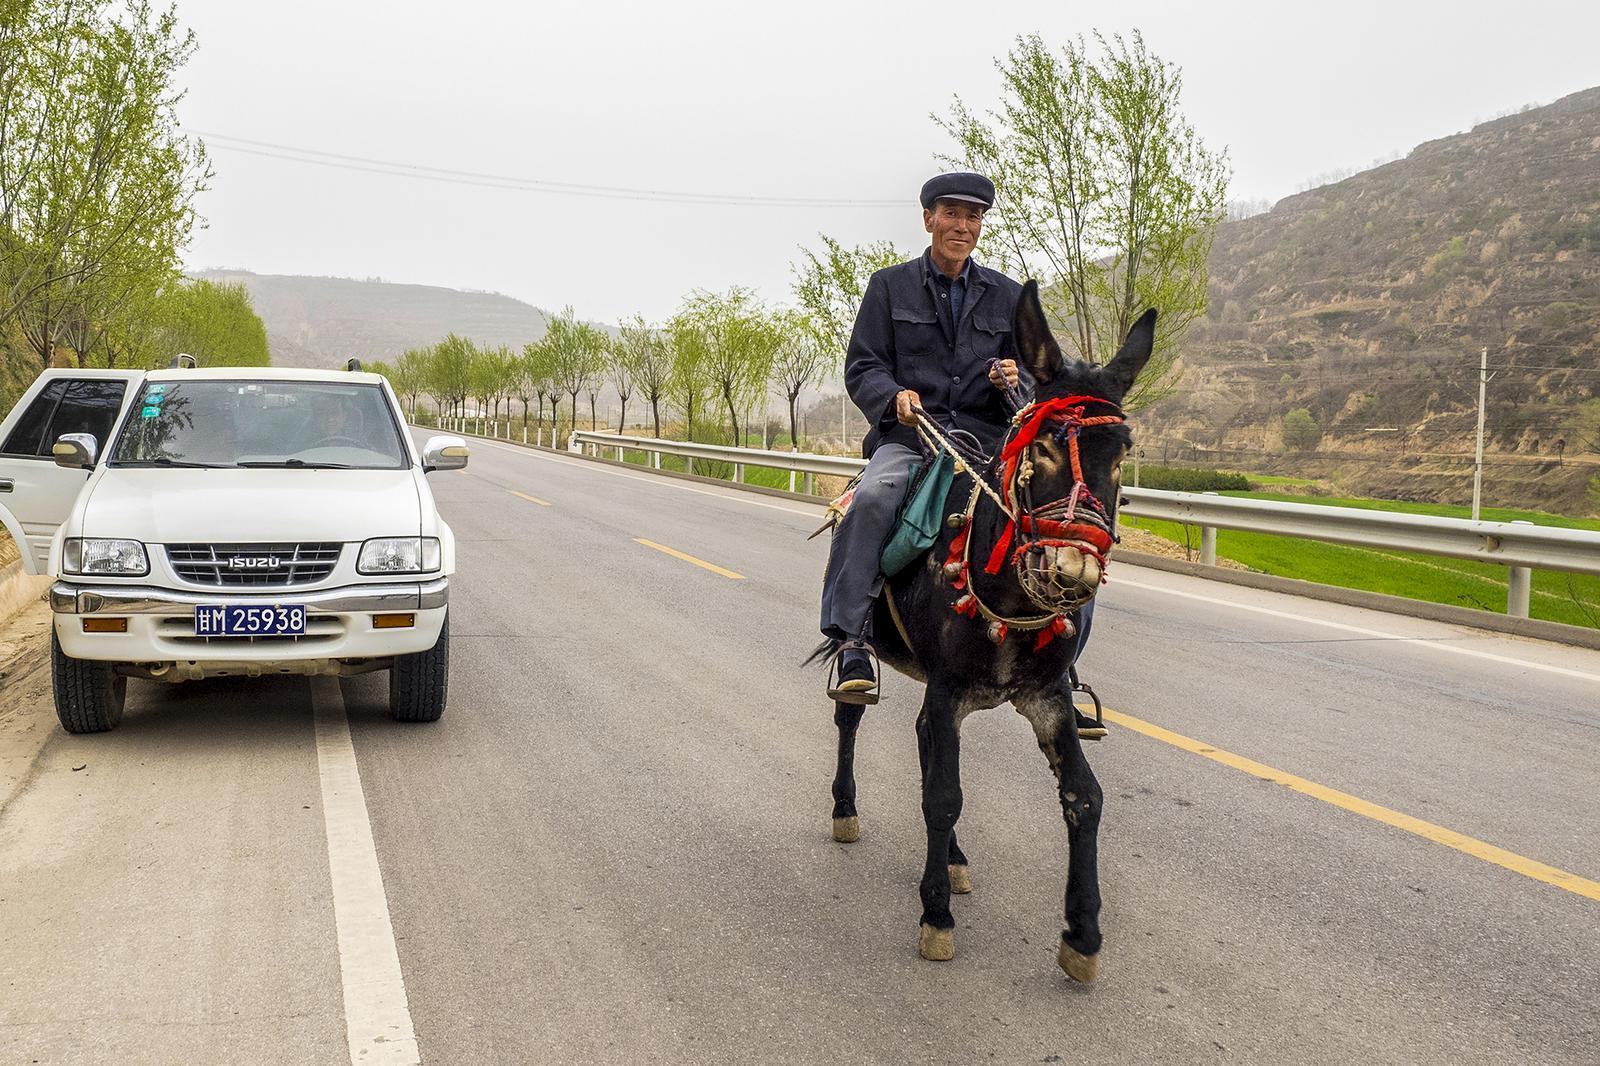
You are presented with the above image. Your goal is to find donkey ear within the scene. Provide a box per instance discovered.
[1101,308,1159,401]
[1012,279,1063,385]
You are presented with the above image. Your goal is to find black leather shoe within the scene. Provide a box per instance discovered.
[827,643,879,705]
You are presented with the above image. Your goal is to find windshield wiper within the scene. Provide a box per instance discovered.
[112,457,225,468]
[236,459,355,469]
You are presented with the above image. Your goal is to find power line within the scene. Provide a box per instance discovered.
[195,131,907,209]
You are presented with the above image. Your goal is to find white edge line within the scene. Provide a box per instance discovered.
[312,677,421,1066]
[1115,575,1600,684]
[466,437,824,519]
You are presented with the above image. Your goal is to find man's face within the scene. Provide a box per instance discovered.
[923,199,985,263]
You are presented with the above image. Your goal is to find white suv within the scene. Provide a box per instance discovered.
[0,364,468,732]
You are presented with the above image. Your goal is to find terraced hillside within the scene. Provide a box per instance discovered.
[1145,86,1600,513]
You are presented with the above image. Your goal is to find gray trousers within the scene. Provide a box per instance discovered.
[819,442,921,642]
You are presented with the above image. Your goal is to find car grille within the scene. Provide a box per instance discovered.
[165,543,343,587]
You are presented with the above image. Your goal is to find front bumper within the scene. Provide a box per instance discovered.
[50,577,449,669]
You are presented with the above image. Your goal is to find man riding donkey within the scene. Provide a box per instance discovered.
[819,171,1104,736]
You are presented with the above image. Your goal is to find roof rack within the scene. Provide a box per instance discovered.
[169,353,197,369]
[344,358,363,372]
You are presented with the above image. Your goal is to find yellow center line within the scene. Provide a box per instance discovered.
[634,538,745,580]
[508,490,551,507]
[1102,707,1600,904]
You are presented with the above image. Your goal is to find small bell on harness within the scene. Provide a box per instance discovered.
[987,621,1008,644]
[946,513,965,529]
[942,560,964,581]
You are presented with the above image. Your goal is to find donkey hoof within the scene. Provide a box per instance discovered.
[918,924,955,961]
[948,863,972,894]
[1057,940,1099,983]
[831,816,860,843]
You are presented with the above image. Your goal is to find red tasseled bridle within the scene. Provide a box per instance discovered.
[935,393,1127,652]
[983,395,1125,578]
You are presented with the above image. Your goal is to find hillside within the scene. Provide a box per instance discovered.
[196,271,554,369]
[1145,86,1600,513]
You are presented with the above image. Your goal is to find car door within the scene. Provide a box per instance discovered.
[0,371,141,575]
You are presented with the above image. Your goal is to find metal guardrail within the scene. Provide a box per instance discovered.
[568,430,1600,618]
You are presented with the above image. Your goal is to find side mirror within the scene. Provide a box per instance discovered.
[421,435,469,472]
[52,433,98,469]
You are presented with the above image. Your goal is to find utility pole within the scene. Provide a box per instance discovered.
[1472,346,1489,521]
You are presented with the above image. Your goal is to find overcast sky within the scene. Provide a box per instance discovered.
[176,0,1600,324]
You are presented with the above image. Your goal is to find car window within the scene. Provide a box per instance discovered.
[110,380,409,469]
[1,380,68,457]
[45,380,126,454]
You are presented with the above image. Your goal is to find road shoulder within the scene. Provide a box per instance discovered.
[0,598,55,815]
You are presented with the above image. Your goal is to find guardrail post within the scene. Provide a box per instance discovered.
[652,450,660,470]
[1199,491,1218,566]
[734,462,744,483]
[804,472,814,496]
[685,456,694,476]
[522,426,528,445]
[789,448,798,493]
[1507,565,1531,617]
[1507,520,1533,617]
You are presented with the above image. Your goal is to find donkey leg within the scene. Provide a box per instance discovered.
[915,680,963,960]
[948,832,971,894]
[831,701,866,842]
[914,700,973,894]
[1024,695,1105,983]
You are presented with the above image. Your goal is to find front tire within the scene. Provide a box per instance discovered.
[389,613,449,722]
[51,629,126,734]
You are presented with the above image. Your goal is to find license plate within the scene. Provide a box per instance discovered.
[194,604,307,637]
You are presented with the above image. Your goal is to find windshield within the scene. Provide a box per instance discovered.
[109,380,408,469]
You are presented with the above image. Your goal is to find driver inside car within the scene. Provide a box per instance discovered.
[308,394,364,444]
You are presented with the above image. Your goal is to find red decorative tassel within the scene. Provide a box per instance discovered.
[984,521,1015,575]
[1033,614,1070,652]
[953,594,979,619]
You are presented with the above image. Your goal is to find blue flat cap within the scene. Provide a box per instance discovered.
[920,171,995,211]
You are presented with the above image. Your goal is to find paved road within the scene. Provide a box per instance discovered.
[2,435,1597,1065]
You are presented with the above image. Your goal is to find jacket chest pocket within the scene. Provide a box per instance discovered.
[969,314,1011,360]
[891,306,945,354]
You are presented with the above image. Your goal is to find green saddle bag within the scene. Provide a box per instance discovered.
[880,450,957,578]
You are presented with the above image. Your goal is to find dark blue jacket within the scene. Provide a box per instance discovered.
[845,249,1024,457]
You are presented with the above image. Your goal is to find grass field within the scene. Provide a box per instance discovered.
[1125,492,1600,629]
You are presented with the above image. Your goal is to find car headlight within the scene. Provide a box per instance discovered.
[63,538,149,576]
[358,537,441,575]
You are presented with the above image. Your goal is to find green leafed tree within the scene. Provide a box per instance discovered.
[791,236,905,357]
[770,311,831,449]
[938,31,1227,408]
[666,312,712,440]
[2,0,211,367]
[678,287,780,445]
[545,307,607,443]
[617,315,672,438]
[389,348,428,422]
[428,333,474,423]
[1282,407,1320,451]
[151,279,270,367]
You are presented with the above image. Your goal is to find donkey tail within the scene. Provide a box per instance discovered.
[803,638,841,668]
